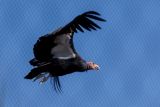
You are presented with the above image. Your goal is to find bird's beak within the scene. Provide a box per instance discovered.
[96,66,100,70]
[87,61,100,71]
[94,64,100,70]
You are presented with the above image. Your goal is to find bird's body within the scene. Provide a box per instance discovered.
[25,11,105,92]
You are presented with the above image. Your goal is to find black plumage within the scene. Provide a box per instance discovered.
[24,11,105,92]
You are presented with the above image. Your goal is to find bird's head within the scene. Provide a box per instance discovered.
[86,61,100,70]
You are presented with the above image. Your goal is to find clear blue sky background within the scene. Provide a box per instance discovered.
[1,0,160,107]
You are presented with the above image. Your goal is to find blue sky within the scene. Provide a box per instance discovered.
[1,0,160,107]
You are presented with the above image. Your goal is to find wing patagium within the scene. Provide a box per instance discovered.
[32,11,106,62]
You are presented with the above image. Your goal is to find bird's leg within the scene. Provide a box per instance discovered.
[33,72,51,84]
[86,61,100,70]
[39,73,51,84]
[33,73,47,82]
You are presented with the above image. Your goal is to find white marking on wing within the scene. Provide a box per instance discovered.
[57,53,76,60]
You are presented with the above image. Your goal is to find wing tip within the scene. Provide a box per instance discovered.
[83,11,101,15]
[60,10,106,33]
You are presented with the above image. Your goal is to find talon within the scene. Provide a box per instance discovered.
[39,77,46,84]
[33,74,45,82]
[33,73,50,84]
[39,76,49,84]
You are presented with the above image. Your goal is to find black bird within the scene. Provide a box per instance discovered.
[24,11,105,92]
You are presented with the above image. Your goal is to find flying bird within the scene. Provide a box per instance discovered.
[24,11,106,92]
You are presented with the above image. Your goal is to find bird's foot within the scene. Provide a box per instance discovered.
[39,76,50,84]
[87,61,100,70]
[33,73,51,84]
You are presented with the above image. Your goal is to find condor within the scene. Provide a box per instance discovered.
[25,11,105,92]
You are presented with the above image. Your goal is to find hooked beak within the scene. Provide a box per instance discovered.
[87,61,100,71]
[94,64,100,70]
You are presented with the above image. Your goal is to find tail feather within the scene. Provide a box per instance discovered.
[25,61,53,79]
[25,61,62,93]
[24,67,43,79]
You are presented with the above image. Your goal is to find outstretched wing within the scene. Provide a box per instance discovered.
[32,11,105,63]
[57,11,106,34]
[51,11,106,58]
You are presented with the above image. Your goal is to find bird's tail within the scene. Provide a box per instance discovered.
[25,62,62,93]
[24,67,44,79]
[25,62,52,79]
